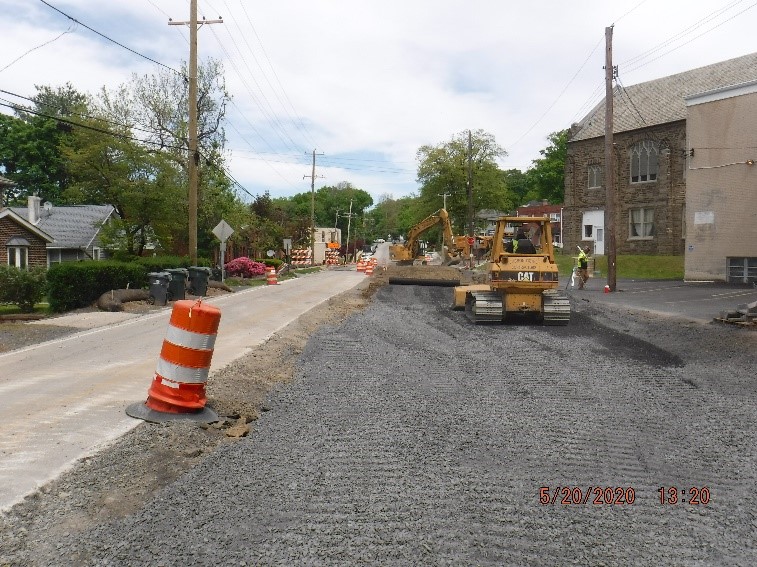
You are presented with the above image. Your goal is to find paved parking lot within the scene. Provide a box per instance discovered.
[570,277,757,324]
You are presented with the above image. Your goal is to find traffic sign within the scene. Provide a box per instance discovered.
[212,220,234,242]
[467,236,475,246]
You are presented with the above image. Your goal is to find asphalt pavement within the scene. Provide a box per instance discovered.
[567,275,757,324]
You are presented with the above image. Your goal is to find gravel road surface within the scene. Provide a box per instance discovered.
[1,271,756,566]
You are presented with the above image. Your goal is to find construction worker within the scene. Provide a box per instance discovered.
[577,245,590,289]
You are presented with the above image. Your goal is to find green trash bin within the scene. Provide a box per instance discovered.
[187,266,212,296]
[165,268,188,301]
[147,271,170,306]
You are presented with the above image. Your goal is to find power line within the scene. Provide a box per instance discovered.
[0,24,76,74]
[37,0,183,76]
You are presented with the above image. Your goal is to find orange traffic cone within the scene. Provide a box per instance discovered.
[126,299,220,423]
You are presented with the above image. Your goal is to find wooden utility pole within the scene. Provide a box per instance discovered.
[169,2,222,265]
[466,130,474,237]
[604,25,617,292]
[303,149,324,266]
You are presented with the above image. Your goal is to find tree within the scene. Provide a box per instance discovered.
[0,83,89,204]
[62,118,185,256]
[502,168,529,207]
[525,129,568,204]
[416,129,514,233]
[92,59,235,257]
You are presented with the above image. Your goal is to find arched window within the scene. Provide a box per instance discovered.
[6,236,30,269]
[630,140,658,183]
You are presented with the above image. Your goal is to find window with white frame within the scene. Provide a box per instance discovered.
[588,164,602,188]
[7,246,29,269]
[6,236,30,269]
[630,140,658,183]
[629,208,654,239]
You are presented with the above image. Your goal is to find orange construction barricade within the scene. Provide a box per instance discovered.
[126,299,220,423]
[266,266,279,285]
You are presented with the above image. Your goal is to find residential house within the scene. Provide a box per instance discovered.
[563,52,757,261]
[1,178,54,269]
[9,195,117,266]
[684,80,757,283]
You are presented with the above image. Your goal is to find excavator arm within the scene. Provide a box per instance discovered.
[390,208,456,263]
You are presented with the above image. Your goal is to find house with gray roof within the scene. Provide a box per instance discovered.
[562,51,757,263]
[8,195,117,266]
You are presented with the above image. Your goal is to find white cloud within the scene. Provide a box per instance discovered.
[2,0,756,203]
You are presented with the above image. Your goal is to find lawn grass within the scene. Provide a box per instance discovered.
[0,303,50,315]
[554,253,684,279]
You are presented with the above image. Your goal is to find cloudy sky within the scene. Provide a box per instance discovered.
[2,0,756,205]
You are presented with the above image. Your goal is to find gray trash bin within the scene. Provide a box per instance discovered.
[187,266,212,296]
[165,268,188,301]
[148,271,170,306]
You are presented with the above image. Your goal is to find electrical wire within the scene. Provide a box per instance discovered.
[37,0,183,76]
[0,24,76,74]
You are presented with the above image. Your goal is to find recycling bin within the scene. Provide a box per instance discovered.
[147,271,170,306]
[187,266,212,296]
[165,268,188,301]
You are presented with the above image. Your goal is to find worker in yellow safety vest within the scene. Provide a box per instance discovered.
[577,246,590,289]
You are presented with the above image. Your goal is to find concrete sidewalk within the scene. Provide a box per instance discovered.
[568,276,757,324]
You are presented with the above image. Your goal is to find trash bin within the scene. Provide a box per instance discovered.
[165,268,188,301]
[187,266,212,296]
[148,271,170,306]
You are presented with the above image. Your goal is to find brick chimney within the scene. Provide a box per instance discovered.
[28,195,42,224]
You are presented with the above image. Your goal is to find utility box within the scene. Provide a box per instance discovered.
[165,268,188,301]
[188,266,212,296]
[148,271,170,306]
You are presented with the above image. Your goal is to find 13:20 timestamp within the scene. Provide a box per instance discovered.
[658,486,711,505]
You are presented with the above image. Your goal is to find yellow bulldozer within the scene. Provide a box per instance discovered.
[452,215,570,325]
[390,208,464,265]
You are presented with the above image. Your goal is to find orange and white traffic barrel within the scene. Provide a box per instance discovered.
[266,266,279,285]
[357,261,366,272]
[126,299,220,423]
[365,263,374,276]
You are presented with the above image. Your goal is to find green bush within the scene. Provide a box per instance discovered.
[0,266,47,313]
[47,261,148,312]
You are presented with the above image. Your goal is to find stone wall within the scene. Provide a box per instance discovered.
[563,121,687,256]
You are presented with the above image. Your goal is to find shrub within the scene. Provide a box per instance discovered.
[47,261,148,312]
[0,266,47,312]
[224,257,267,278]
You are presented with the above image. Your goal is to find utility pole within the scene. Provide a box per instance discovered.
[466,130,474,237]
[169,2,222,265]
[604,25,617,292]
[303,149,324,266]
[342,199,356,263]
[438,192,451,209]
[466,130,474,269]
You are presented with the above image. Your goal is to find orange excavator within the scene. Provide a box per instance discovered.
[389,208,464,265]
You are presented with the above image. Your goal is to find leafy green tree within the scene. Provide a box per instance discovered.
[416,129,513,233]
[62,118,185,256]
[502,168,529,207]
[0,83,90,204]
[525,129,568,204]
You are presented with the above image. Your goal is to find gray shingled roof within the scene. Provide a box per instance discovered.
[10,204,115,249]
[571,51,757,141]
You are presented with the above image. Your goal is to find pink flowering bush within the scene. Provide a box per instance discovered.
[224,257,267,278]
